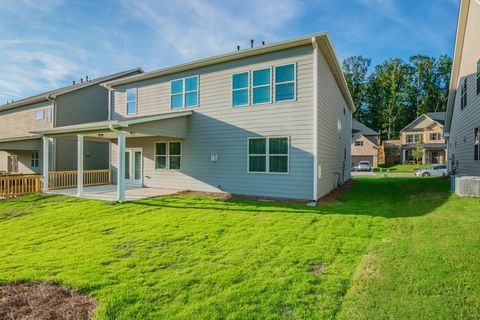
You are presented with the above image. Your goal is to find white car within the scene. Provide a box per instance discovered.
[356,161,372,172]
[415,165,448,177]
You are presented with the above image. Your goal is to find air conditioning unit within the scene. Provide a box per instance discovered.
[454,176,480,197]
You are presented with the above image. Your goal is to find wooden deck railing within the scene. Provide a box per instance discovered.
[49,169,111,190]
[0,174,43,198]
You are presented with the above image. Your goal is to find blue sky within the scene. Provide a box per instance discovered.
[0,0,459,102]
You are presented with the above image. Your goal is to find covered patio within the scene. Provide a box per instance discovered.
[32,110,192,202]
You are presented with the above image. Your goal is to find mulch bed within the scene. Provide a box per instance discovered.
[316,180,352,205]
[0,282,96,320]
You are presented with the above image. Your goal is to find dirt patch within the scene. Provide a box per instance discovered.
[0,282,96,320]
[174,190,232,200]
[316,181,352,205]
[174,190,309,204]
[309,263,326,276]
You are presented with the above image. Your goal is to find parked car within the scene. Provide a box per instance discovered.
[415,165,448,177]
[356,161,372,172]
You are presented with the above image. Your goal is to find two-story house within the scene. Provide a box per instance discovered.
[400,112,447,164]
[351,120,379,168]
[445,0,480,176]
[0,69,143,174]
[34,33,355,202]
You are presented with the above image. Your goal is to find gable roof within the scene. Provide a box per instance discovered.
[0,68,144,112]
[102,33,355,112]
[401,112,446,132]
[352,119,378,136]
[445,0,471,134]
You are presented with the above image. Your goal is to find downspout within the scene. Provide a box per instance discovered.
[46,96,56,171]
[107,88,113,120]
[312,37,319,201]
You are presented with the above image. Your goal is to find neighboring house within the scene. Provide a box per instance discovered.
[0,69,143,174]
[351,119,379,167]
[445,0,480,176]
[400,112,447,164]
[34,33,355,201]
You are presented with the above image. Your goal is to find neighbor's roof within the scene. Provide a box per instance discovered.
[425,112,446,125]
[102,33,356,112]
[352,119,378,136]
[445,0,471,134]
[0,68,144,112]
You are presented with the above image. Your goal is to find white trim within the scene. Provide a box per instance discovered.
[252,67,272,105]
[30,151,39,168]
[126,87,138,116]
[231,71,250,107]
[42,137,49,192]
[170,75,199,109]
[273,62,297,103]
[77,134,84,197]
[117,131,126,202]
[124,148,143,186]
[154,140,182,171]
[312,37,318,201]
[247,136,289,174]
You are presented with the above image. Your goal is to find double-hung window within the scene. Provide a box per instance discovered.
[477,59,480,95]
[248,137,289,173]
[461,78,467,110]
[430,133,441,141]
[475,128,480,161]
[232,72,249,107]
[126,88,137,115]
[274,64,296,101]
[252,68,271,104]
[155,141,182,170]
[407,134,421,143]
[35,110,44,120]
[171,76,199,109]
[355,140,363,147]
[31,151,39,168]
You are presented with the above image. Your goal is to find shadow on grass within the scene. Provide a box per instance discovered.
[129,178,451,219]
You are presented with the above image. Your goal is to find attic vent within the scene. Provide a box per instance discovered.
[454,176,480,197]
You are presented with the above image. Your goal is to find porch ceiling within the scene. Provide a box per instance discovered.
[30,110,192,139]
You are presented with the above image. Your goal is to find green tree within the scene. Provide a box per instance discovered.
[342,56,371,124]
[412,143,424,167]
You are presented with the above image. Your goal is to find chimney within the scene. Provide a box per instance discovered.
[237,45,240,51]
[80,78,83,83]
[250,39,254,48]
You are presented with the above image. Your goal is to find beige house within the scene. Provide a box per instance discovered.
[400,112,447,164]
[351,120,379,167]
[445,0,480,176]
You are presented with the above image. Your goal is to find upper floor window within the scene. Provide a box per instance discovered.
[171,76,199,109]
[252,68,271,105]
[232,72,249,107]
[274,64,296,101]
[31,151,39,168]
[461,78,467,110]
[475,128,480,161]
[35,110,44,120]
[407,134,422,143]
[248,137,289,173]
[354,140,363,147]
[126,88,137,115]
[477,59,480,95]
[430,133,442,141]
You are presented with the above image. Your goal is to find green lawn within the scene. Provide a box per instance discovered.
[1,178,480,319]
[374,164,432,173]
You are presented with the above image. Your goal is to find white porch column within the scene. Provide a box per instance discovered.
[77,134,84,197]
[42,137,49,192]
[117,131,126,202]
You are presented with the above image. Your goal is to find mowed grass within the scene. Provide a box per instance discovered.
[0,178,479,319]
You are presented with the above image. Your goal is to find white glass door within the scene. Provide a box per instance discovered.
[125,148,142,186]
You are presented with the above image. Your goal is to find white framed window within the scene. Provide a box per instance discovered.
[31,151,39,168]
[430,133,442,141]
[154,141,182,170]
[35,110,44,120]
[232,72,249,107]
[252,68,271,105]
[406,134,422,143]
[248,137,289,174]
[274,63,296,102]
[355,140,363,147]
[126,88,137,115]
[475,128,480,161]
[7,155,18,173]
[45,107,52,122]
[461,78,467,110]
[171,76,199,109]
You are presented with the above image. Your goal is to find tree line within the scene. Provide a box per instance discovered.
[342,55,452,140]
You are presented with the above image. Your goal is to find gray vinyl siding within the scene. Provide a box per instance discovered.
[55,138,109,171]
[449,1,480,175]
[0,100,53,140]
[316,50,352,199]
[111,45,315,199]
[55,85,109,126]
[0,149,44,174]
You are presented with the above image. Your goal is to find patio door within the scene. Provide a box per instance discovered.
[125,148,142,186]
